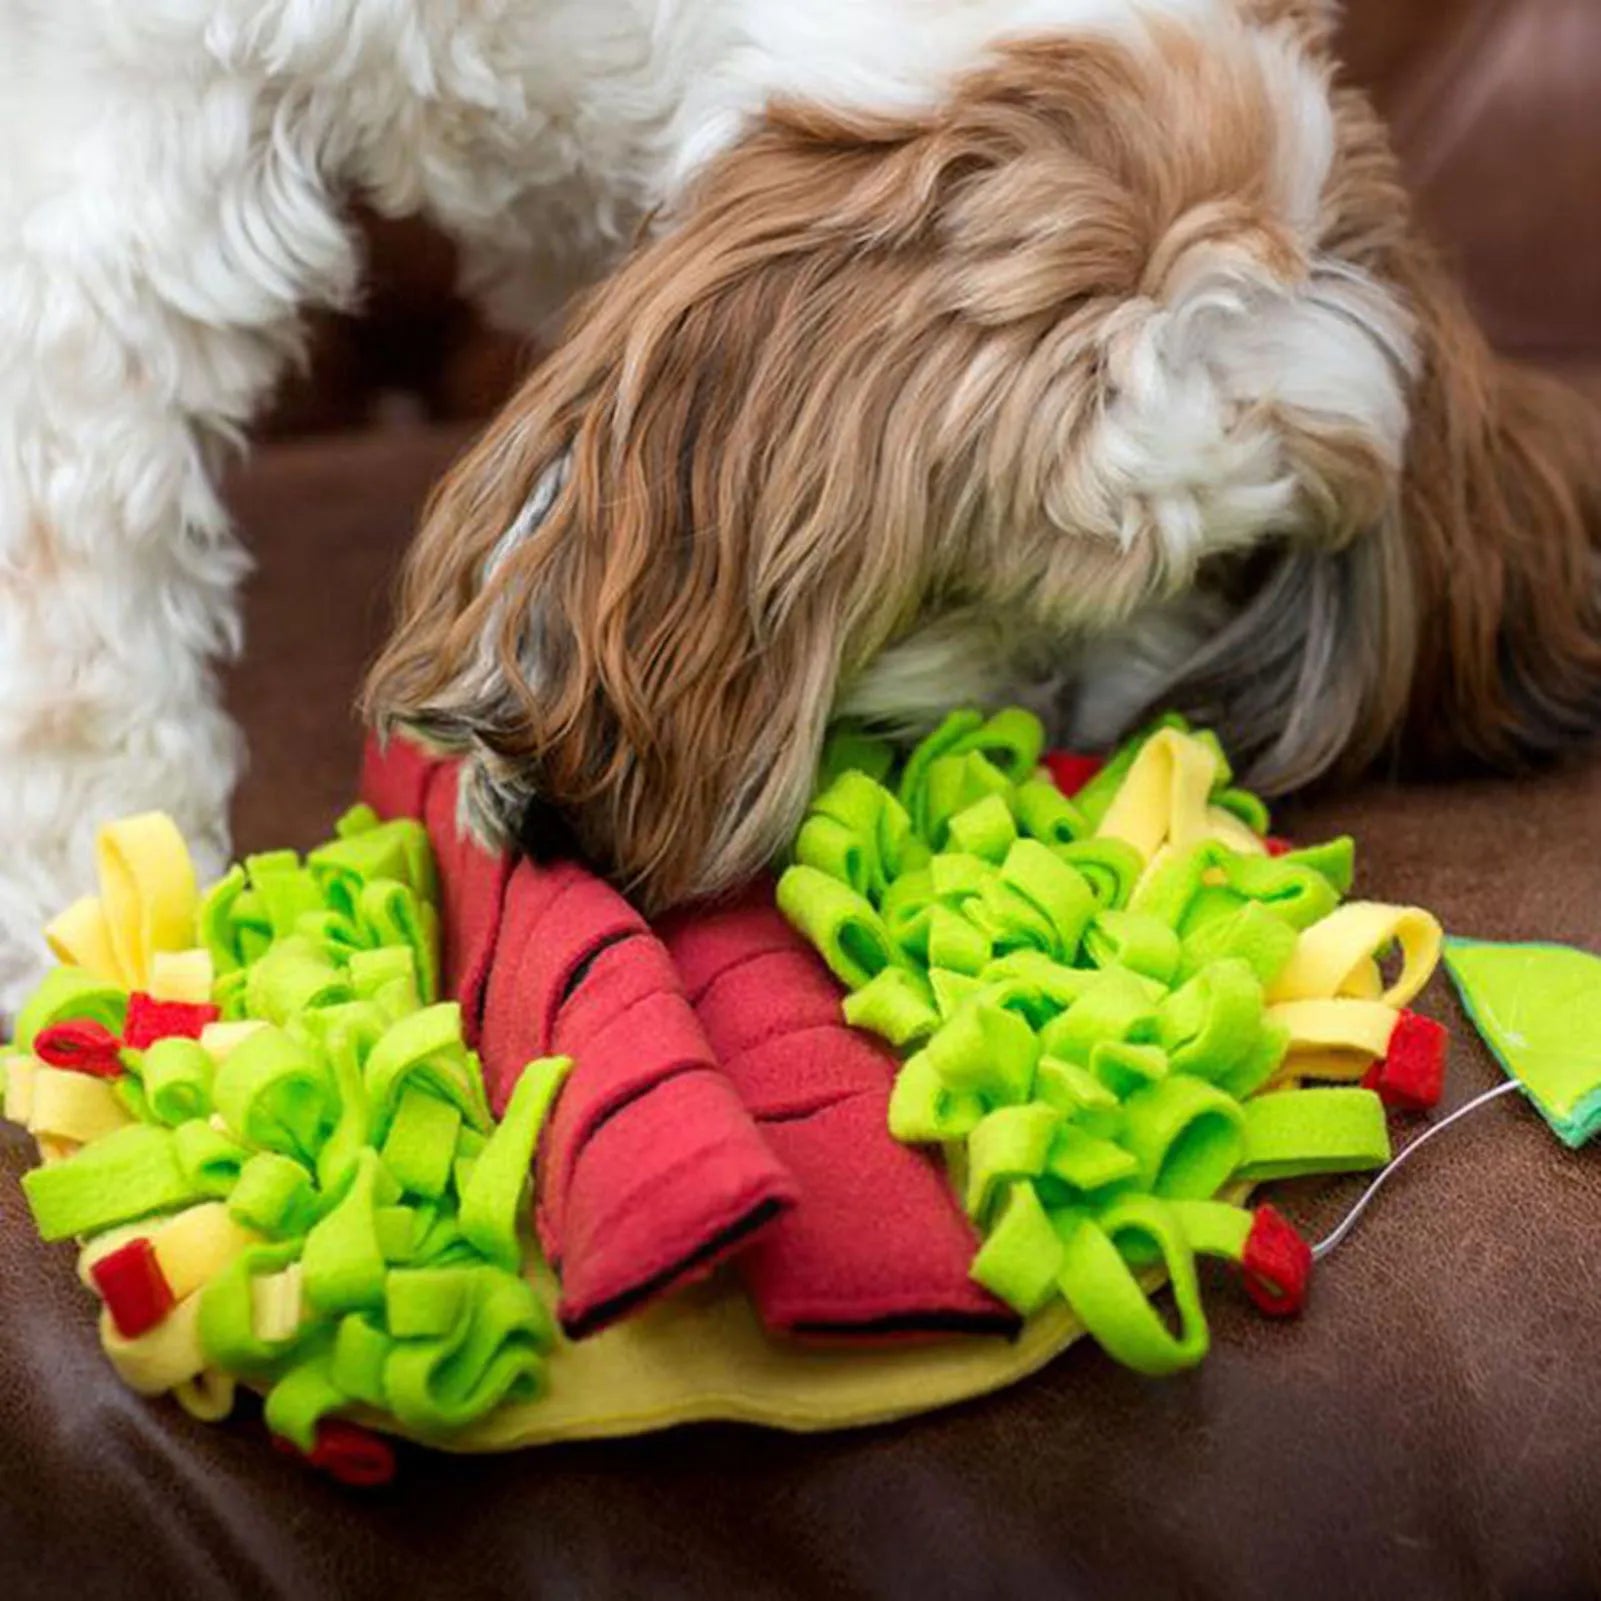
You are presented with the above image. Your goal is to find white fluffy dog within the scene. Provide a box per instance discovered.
[3,0,1597,1009]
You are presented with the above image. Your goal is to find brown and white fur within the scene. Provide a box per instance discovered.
[4,0,1598,1008]
[367,0,1601,913]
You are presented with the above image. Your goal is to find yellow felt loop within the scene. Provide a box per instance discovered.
[43,814,197,990]
[4,1056,38,1124]
[1269,999,1399,1069]
[174,1370,238,1422]
[1095,729,1220,860]
[101,814,199,989]
[149,949,216,1005]
[45,899,122,985]
[26,1068,134,1145]
[1204,806,1267,857]
[100,1293,209,1396]
[1267,903,1443,1008]
[251,1262,308,1347]
[151,1203,259,1302]
[1345,960,1384,1000]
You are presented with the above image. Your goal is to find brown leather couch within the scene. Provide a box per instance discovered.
[3,6,1598,1597]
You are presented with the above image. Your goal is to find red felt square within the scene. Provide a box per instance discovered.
[33,1020,124,1079]
[123,993,218,1049]
[1043,751,1105,797]
[1362,1010,1448,1112]
[1240,1204,1312,1317]
[89,1237,175,1338]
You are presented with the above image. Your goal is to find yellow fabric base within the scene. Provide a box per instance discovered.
[397,1261,1087,1452]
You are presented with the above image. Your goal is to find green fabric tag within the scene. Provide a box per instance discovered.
[1443,937,1601,1149]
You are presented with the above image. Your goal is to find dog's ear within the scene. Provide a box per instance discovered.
[364,117,948,911]
[1386,243,1601,771]
[1150,78,1601,789]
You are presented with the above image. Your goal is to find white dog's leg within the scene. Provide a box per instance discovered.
[0,24,359,1010]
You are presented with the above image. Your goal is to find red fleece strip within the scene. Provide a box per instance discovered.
[360,736,441,824]
[554,1068,798,1338]
[361,736,1014,1343]
[363,740,797,1338]
[362,745,510,1044]
[659,883,1018,1341]
[539,937,727,1261]
[477,859,653,1112]
[421,771,514,1043]
[740,1092,1018,1337]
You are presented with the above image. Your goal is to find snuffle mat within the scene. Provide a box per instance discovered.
[0,711,1456,1482]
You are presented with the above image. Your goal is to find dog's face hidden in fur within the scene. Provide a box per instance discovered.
[366,0,1601,914]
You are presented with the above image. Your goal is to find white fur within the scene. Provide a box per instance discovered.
[0,0,1407,1007]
